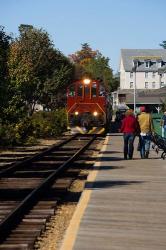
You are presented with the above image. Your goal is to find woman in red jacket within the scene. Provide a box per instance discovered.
[120,109,139,160]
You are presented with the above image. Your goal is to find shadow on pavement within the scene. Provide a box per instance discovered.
[85,180,144,189]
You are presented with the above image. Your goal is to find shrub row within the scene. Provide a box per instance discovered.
[0,109,67,146]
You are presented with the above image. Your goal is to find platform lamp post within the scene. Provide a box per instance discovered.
[132,60,138,114]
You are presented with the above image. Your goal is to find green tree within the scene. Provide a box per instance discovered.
[111,73,120,92]
[160,41,166,49]
[82,53,113,91]
[0,26,11,122]
[8,24,73,117]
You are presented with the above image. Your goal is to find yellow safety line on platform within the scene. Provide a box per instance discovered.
[60,135,109,250]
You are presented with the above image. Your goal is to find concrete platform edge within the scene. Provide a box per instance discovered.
[60,135,110,250]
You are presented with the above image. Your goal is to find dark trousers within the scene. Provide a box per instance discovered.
[123,133,135,159]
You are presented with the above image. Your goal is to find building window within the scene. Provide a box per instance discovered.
[145,82,148,88]
[133,60,139,67]
[160,82,165,88]
[130,82,133,88]
[145,72,148,78]
[130,72,133,78]
[152,82,155,88]
[145,61,150,68]
[152,72,155,78]
[158,61,162,68]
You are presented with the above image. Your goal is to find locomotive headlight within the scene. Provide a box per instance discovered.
[93,111,98,116]
[83,78,91,85]
[75,111,79,115]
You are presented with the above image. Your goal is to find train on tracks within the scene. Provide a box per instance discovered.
[66,78,112,134]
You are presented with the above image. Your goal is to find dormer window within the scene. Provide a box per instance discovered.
[145,60,150,68]
[132,59,139,69]
[158,61,162,68]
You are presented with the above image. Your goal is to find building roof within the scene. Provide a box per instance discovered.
[121,49,166,72]
[118,87,166,104]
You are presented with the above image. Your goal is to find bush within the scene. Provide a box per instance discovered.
[0,123,16,146]
[31,109,67,137]
[0,109,68,146]
[13,117,36,144]
[0,118,36,146]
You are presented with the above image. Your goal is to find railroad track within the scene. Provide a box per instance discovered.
[0,137,66,169]
[0,133,103,249]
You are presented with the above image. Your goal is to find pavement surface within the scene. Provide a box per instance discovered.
[60,134,166,250]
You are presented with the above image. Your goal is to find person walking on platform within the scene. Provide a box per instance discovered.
[120,109,139,160]
[137,106,153,159]
[160,111,166,138]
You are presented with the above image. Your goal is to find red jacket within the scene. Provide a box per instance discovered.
[120,115,139,134]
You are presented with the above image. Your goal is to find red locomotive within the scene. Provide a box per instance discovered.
[66,78,112,134]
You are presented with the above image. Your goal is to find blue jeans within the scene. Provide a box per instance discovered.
[140,134,151,158]
[123,133,135,159]
[162,125,166,138]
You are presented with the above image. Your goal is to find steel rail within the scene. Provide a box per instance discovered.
[0,134,78,178]
[0,134,97,243]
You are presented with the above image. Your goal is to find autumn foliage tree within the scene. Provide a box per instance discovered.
[69,43,119,92]
[69,43,98,64]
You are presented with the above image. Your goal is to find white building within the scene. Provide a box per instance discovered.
[120,49,166,90]
[112,49,166,111]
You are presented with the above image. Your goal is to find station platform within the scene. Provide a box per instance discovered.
[60,134,166,250]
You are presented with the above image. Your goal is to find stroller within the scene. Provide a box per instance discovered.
[151,132,166,160]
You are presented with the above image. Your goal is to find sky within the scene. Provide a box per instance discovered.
[1,0,166,73]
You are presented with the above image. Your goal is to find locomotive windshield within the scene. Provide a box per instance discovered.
[85,85,90,97]
[91,83,97,97]
[77,83,83,97]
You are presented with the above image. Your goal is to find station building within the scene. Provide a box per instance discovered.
[112,49,166,112]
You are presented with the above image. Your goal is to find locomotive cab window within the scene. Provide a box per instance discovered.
[85,85,90,97]
[68,84,75,97]
[77,83,83,97]
[91,83,97,97]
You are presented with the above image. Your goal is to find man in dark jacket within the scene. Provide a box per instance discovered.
[120,109,139,160]
[161,111,166,138]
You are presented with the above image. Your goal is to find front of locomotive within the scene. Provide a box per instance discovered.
[67,78,108,134]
